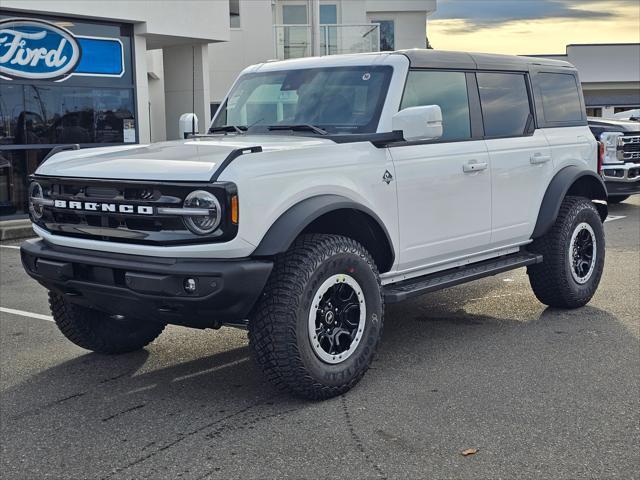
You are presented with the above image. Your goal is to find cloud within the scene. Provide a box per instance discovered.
[430,0,635,32]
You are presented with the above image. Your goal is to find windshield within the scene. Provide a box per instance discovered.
[211,66,393,134]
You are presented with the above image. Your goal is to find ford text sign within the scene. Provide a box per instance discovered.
[0,18,81,80]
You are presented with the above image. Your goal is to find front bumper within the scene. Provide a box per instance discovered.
[602,163,640,197]
[21,239,273,329]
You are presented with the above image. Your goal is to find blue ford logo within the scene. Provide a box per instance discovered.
[0,18,81,80]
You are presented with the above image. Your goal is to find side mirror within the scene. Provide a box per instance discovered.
[392,105,443,142]
[179,113,199,139]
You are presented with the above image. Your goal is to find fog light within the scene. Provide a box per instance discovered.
[184,278,197,294]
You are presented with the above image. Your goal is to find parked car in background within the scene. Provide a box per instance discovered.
[589,117,640,203]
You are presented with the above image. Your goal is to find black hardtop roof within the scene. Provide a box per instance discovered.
[394,49,576,72]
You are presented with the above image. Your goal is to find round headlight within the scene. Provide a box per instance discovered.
[182,190,221,235]
[28,182,44,220]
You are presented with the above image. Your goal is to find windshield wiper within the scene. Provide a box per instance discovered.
[267,124,328,135]
[209,125,247,134]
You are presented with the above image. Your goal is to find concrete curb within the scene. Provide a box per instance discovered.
[0,219,34,241]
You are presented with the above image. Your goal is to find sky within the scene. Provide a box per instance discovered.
[428,0,640,55]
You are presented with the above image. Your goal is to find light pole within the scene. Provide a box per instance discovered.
[310,0,320,56]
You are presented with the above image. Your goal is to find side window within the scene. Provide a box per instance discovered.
[477,72,532,138]
[537,73,583,123]
[400,71,471,141]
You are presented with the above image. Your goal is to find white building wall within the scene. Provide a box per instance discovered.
[1,0,229,46]
[565,44,640,84]
[163,44,211,139]
[208,1,275,103]
[366,11,428,50]
[147,50,167,143]
[133,33,151,144]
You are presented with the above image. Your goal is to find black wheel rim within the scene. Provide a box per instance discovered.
[308,275,365,364]
[570,222,596,284]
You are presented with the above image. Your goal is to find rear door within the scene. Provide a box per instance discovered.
[477,72,554,246]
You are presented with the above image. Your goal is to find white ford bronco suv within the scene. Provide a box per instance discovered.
[21,50,608,399]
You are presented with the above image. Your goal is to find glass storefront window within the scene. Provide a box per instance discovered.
[2,85,136,145]
[0,84,24,146]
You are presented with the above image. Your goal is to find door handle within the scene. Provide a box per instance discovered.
[530,153,551,164]
[463,161,488,173]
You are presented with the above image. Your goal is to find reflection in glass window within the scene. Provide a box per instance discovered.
[401,71,471,141]
[537,73,583,123]
[0,84,25,146]
[229,0,241,28]
[213,66,393,134]
[320,4,337,24]
[283,4,307,24]
[372,20,394,51]
[18,85,135,144]
[477,73,532,138]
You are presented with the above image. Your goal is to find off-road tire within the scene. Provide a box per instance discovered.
[49,292,165,353]
[608,195,629,204]
[248,234,384,400]
[527,196,605,308]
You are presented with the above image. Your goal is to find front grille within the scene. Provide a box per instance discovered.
[621,135,640,162]
[30,176,237,245]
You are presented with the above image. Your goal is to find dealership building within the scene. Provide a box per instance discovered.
[0,0,435,226]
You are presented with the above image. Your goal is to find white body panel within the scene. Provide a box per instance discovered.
[542,126,597,174]
[388,140,492,272]
[487,130,553,245]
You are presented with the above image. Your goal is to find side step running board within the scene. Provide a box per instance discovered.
[383,251,542,303]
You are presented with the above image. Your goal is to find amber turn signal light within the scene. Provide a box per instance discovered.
[231,195,239,224]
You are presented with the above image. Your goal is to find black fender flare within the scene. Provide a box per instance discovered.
[252,194,395,264]
[532,166,607,238]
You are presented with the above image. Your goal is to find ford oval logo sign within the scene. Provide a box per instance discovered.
[0,18,81,80]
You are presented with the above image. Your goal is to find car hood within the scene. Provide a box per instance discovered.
[36,135,333,182]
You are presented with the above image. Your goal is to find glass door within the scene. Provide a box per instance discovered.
[320,4,338,55]
[282,4,309,59]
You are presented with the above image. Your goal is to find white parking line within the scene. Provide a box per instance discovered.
[0,307,54,322]
[0,245,20,249]
[605,215,626,223]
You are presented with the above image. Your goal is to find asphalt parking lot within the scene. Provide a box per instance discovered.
[1,197,638,480]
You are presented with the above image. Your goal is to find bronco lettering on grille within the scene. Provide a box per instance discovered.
[52,199,154,215]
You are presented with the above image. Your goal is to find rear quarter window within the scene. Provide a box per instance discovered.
[537,73,584,124]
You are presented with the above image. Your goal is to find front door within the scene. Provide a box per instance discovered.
[389,70,492,273]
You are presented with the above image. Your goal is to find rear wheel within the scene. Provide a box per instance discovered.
[49,292,165,354]
[608,195,629,204]
[248,234,384,400]
[527,196,605,308]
